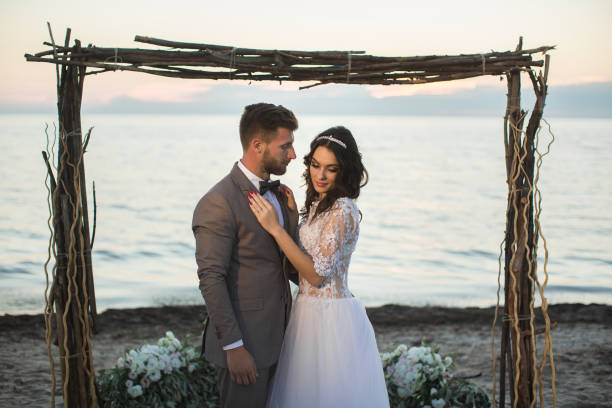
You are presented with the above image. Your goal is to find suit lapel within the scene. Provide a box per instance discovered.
[230,162,256,194]
[230,162,283,253]
[275,189,291,235]
[274,188,293,322]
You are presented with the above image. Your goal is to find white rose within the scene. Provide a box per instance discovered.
[127,384,143,398]
[149,370,162,382]
[397,387,409,398]
[185,348,197,361]
[146,357,159,369]
[171,357,183,369]
[131,360,145,375]
[432,398,446,408]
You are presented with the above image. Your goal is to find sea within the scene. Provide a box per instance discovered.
[1,113,611,315]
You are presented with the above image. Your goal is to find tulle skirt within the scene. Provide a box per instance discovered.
[267,295,390,408]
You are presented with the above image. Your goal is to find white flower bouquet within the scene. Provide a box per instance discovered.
[382,343,491,408]
[99,333,491,407]
[97,331,219,408]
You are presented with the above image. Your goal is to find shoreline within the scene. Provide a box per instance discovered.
[1,303,610,407]
[1,302,610,333]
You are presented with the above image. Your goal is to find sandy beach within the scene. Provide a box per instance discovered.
[1,303,610,407]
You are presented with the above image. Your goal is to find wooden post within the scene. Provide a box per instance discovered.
[501,62,522,407]
[52,32,97,407]
[500,37,552,408]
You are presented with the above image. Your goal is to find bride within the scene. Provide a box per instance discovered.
[248,126,389,407]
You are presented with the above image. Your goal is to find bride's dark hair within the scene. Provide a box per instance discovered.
[301,126,368,221]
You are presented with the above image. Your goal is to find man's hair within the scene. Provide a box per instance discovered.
[239,103,298,149]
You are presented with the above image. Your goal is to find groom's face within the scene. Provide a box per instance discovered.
[262,127,296,176]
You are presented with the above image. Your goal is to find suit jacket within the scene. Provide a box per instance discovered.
[192,162,297,369]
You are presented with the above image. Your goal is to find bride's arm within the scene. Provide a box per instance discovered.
[249,192,324,287]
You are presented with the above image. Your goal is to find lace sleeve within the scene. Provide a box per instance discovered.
[311,199,358,278]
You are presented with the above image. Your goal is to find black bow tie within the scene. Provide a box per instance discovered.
[259,179,281,195]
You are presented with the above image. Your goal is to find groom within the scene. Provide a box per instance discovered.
[192,103,299,408]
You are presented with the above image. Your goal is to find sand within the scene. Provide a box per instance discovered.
[1,303,610,407]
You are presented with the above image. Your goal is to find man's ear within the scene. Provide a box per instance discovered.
[252,138,263,154]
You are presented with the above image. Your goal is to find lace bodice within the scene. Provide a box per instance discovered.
[297,197,359,298]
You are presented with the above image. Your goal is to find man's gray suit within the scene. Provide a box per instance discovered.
[192,163,296,406]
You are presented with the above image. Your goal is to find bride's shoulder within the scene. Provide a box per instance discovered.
[332,197,359,216]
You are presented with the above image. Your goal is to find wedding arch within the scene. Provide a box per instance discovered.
[26,25,556,408]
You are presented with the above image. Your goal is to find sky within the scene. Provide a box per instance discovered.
[1,0,611,110]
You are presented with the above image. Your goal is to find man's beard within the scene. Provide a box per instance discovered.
[263,149,288,176]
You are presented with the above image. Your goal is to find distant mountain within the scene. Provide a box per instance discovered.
[2,82,611,117]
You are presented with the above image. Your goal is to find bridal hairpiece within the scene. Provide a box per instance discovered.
[317,135,347,149]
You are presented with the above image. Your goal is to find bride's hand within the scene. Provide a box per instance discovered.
[280,184,299,232]
[280,184,297,214]
[249,192,282,235]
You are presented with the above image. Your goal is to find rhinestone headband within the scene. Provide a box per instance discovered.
[316,135,347,149]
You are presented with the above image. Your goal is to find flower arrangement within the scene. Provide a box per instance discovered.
[98,333,491,408]
[97,331,219,408]
[382,343,492,408]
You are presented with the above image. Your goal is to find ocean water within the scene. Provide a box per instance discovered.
[1,113,611,315]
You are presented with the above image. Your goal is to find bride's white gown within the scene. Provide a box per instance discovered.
[267,197,389,408]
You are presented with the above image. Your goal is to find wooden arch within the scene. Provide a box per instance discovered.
[26,27,555,408]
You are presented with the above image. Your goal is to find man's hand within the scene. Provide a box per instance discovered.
[226,346,258,385]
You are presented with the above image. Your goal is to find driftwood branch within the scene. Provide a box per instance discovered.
[41,151,57,193]
[82,126,93,152]
[26,36,554,87]
[90,181,96,250]
[134,35,367,57]
[520,321,558,338]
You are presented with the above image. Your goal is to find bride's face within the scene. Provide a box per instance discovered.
[309,146,339,199]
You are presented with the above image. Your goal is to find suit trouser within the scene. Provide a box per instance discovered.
[216,363,277,408]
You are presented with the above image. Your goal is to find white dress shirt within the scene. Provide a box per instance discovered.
[223,160,285,351]
[237,160,285,228]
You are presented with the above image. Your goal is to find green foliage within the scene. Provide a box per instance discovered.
[97,332,219,408]
[382,343,492,408]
